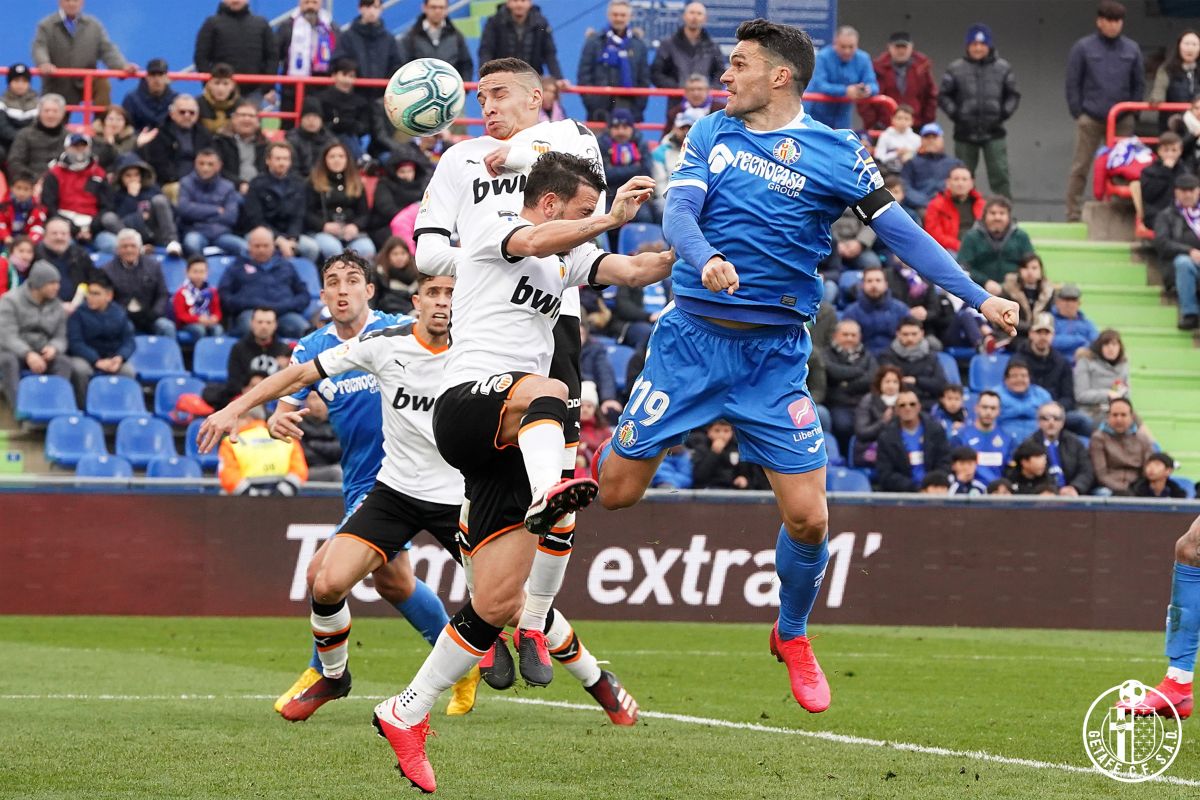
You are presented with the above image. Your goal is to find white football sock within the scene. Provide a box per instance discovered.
[519,547,571,632]
[311,601,351,679]
[519,420,565,499]
[1167,666,1194,684]
[392,626,484,726]
[546,609,602,687]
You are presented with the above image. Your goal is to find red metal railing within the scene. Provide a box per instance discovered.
[3,66,896,135]
[1100,101,1191,206]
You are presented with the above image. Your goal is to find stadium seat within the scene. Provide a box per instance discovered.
[617,223,664,255]
[836,270,863,304]
[824,433,844,466]
[968,353,1011,392]
[131,335,187,383]
[1176,476,1196,499]
[826,466,872,493]
[86,375,148,424]
[154,376,206,421]
[292,257,325,318]
[44,414,106,467]
[192,336,235,383]
[89,251,107,266]
[75,453,133,479]
[15,375,77,422]
[606,343,636,393]
[184,418,221,471]
[146,455,203,479]
[205,255,237,288]
[936,351,961,386]
[115,416,176,468]
[160,256,187,298]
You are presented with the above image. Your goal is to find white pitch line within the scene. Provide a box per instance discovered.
[1,692,1194,788]
[606,650,1161,664]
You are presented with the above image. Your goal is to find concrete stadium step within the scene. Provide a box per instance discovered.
[1047,262,1150,287]
[1128,368,1200,392]
[1135,388,1200,413]
[1036,239,1137,257]
[1084,302,1177,327]
[1083,285,1162,300]
[1127,347,1200,369]
[1023,221,1089,241]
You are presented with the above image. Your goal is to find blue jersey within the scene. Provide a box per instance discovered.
[288,310,410,512]
[668,108,884,325]
[952,424,1014,484]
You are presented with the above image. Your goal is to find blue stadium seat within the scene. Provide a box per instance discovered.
[617,223,664,255]
[115,416,176,468]
[826,466,872,493]
[131,335,187,383]
[1176,476,1196,499]
[86,375,148,424]
[160,256,187,298]
[205,255,237,288]
[824,433,844,467]
[836,270,863,304]
[185,418,220,472]
[968,353,1010,392]
[292,257,325,318]
[44,414,106,467]
[936,351,961,386]
[192,336,235,383]
[154,376,206,421]
[75,454,133,479]
[89,251,108,266]
[15,375,77,422]
[606,344,636,393]
[146,455,203,479]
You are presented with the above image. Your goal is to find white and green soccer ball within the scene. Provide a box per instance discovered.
[383,58,465,137]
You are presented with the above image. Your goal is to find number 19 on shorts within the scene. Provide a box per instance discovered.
[627,378,670,425]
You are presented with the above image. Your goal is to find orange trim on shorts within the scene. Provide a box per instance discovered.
[334,532,387,565]
[444,623,488,657]
[460,521,525,557]
[493,374,537,450]
[518,418,562,436]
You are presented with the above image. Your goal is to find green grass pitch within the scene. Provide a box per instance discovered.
[1,617,1194,799]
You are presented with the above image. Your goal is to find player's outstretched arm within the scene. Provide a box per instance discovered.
[869,202,1019,335]
[195,361,322,453]
[506,176,655,259]
[595,247,676,288]
[415,232,462,277]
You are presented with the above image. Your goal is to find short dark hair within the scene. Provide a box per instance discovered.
[331,57,358,75]
[265,140,294,160]
[987,477,1015,493]
[89,273,114,291]
[1013,439,1047,462]
[251,307,277,319]
[941,383,964,396]
[1146,452,1176,471]
[1097,1,1126,21]
[921,471,951,489]
[977,389,1001,404]
[1004,359,1029,378]
[984,195,1012,215]
[195,147,220,162]
[9,170,35,186]
[209,62,235,80]
[1109,396,1134,414]
[898,316,924,330]
[950,446,978,463]
[523,152,606,210]
[479,58,541,82]
[735,18,815,94]
[861,264,887,279]
[883,173,903,190]
[186,255,207,268]
[320,249,373,283]
[1158,131,1183,149]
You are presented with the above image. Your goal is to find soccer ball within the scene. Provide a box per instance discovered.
[383,58,465,137]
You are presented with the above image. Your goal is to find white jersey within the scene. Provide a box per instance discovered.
[442,210,607,388]
[315,321,464,506]
[414,118,604,318]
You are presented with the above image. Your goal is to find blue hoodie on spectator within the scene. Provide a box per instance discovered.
[68,301,136,364]
[842,289,911,356]
[217,254,310,319]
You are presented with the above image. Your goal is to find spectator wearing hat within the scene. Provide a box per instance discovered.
[661,74,726,138]
[599,108,656,246]
[1024,400,1093,495]
[243,141,315,262]
[650,2,724,90]
[899,123,963,210]
[138,94,215,191]
[859,32,938,131]
[0,260,72,409]
[809,25,878,130]
[100,154,181,256]
[67,272,137,386]
[1015,312,1093,435]
[997,359,1053,442]
[1005,439,1058,495]
[396,0,473,82]
[939,24,1020,200]
[959,196,1034,293]
[197,63,243,136]
[1064,1,1145,222]
[1050,282,1098,358]
[121,58,178,132]
[1089,397,1153,495]
[276,0,338,126]
[285,98,335,178]
[315,58,371,159]
[194,0,278,96]
[478,1,566,84]
[577,378,613,470]
[42,133,111,249]
[32,0,138,107]
[1154,172,1200,329]
[8,94,68,182]
[923,164,985,254]
[101,228,174,338]
[652,108,702,210]
[0,64,39,165]
[1131,452,1188,499]
[577,1,651,123]
[35,217,95,307]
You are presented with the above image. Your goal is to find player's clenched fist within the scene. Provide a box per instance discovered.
[609,176,656,225]
[701,256,739,295]
[980,295,1020,336]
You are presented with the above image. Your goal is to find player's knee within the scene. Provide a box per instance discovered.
[599,479,644,510]
[538,378,569,402]
[471,592,522,628]
[311,574,350,606]
[1176,522,1200,566]
[780,507,829,544]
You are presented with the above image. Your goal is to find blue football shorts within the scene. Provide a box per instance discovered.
[611,304,827,474]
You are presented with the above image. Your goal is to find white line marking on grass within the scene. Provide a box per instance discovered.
[607,650,1160,664]
[498,697,1200,788]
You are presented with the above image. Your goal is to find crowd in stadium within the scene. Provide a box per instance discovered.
[0,0,1192,497]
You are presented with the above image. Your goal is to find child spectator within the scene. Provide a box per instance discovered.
[923,165,984,253]
[1006,439,1057,495]
[874,104,921,167]
[932,384,972,437]
[304,141,375,260]
[0,173,47,246]
[987,477,1014,494]
[1131,131,1189,235]
[197,63,241,135]
[539,76,566,123]
[693,419,763,490]
[1130,452,1188,499]
[948,446,988,495]
[0,236,36,295]
[0,63,38,163]
[173,255,224,339]
[920,471,951,494]
[101,154,182,256]
[315,58,370,159]
[1073,328,1130,425]
[883,173,923,226]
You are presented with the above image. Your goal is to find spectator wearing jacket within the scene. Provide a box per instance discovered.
[334,0,404,100]
[285,99,336,178]
[100,154,181,255]
[35,218,95,306]
[213,101,269,192]
[885,257,954,344]
[931,384,972,438]
[0,173,48,246]
[276,0,337,122]
[1132,132,1190,234]
[1089,398,1154,495]
[67,272,137,384]
[139,95,215,189]
[1156,173,1200,328]
[875,390,951,492]
[1149,31,1200,131]
[101,229,173,338]
[173,256,224,339]
[397,0,473,82]
[121,58,177,131]
[959,196,1034,292]
[996,359,1053,442]
[370,145,432,248]
[598,110,657,246]
[194,0,277,95]
[878,317,946,408]
[939,24,1020,200]
[8,94,68,181]
[1015,313,1093,436]
[692,419,765,490]
[178,149,245,257]
[899,124,963,210]
[1050,282,1098,358]
[0,237,36,294]
[998,252,1054,343]
[1073,328,1130,424]
[1064,1,1145,221]
[42,134,110,248]
[0,64,39,164]
[859,32,938,131]
[809,26,878,130]
[1005,439,1058,495]
[202,307,292,407]
[842,266,912,355]
[368,238,418,315]
[303,141,375,260]
[650,3,723,89]
[577,381,612,470]
[923,165,984,253]
[478,1,564,82]
[578,321,623,420]
[1130,452,1189,499]
[89,104,136,173]
[822,319,877,452]
[822,208,881,298]
[243,142,315,263]
[1024,400,1094,495]
[32,0,136,107]
[219,227,310,339]
[852,364,902,466]
[314,58,371,159]
[197,63,241,136]
[577,2,651,123]
[661,74,726,137]
[0,260,72,408]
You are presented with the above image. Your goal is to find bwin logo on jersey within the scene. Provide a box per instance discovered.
[392,386,436,412]
[510,275,562,318]
[708,142,736,174]
[472,174,527,204]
